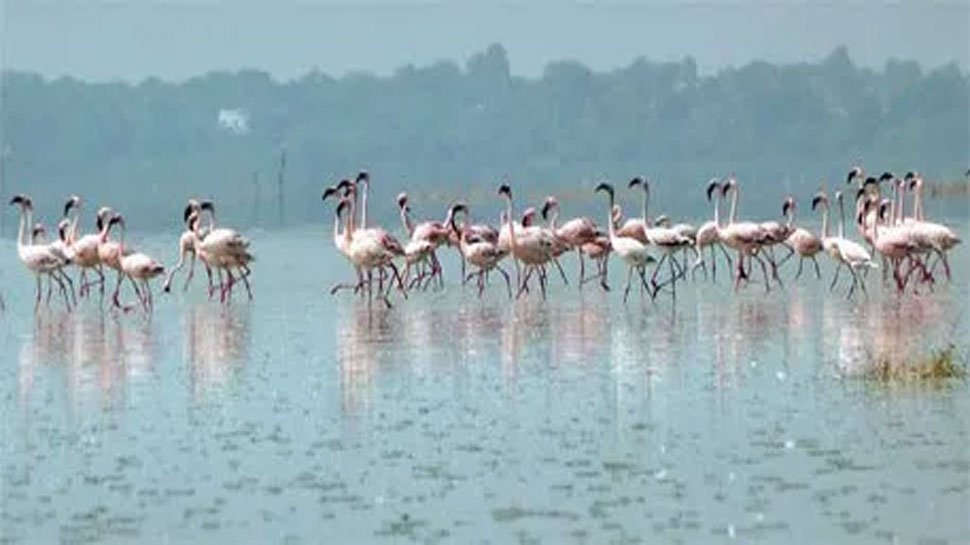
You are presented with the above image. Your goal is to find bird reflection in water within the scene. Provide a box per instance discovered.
[831,294,957,376]
[336,304,400,415]
[184,303,251,400]
[18,309,157,412]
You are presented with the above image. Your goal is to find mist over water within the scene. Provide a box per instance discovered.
[1,225,967,543]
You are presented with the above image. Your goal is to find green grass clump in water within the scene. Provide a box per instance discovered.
[863,344,967,382]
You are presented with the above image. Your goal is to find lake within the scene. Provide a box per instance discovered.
[1,225,968,544]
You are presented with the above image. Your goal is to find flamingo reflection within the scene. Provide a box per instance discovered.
[184,303,250,399]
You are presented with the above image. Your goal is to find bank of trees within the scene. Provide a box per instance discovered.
[2,45,966,229]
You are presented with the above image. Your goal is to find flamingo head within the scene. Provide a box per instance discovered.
[8,194,31,209]
[396,192,409,210]
[811,192,828,211]
[521,207,537,227]
[846,166,864,185]
[185,210,201,232]
[321,186,339,201]
[63,195,81,217]
[855,188,868,204]
[875,199,892,221]
[653,214,671,227]
[57,218,71,241]
[594,182,614,199]
[183,202,197,223]
[904,171,917,181]
[720,177,737,197]
[355,170,369,184]
[31,222,46,241]
[782,196,795,217]
[907,177,919,191]
[540,196,558,220]
[628,176,645,190]
[447,203,468,232]
[199,200,215,213]
[878,171,894,183]
[335,197,351,218]
[335,178,353,195]
[95,206,114,232]
[497,184,512,199]
[108,214,126,231]
[705,178,721,201]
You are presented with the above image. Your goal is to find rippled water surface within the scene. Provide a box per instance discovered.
[1,226,968,544]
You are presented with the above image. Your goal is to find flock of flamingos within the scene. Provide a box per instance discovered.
[4,166,962,312]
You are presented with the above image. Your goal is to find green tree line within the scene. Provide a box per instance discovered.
[1,44,967,232]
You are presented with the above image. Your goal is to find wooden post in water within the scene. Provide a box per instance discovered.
[276,149,286,227]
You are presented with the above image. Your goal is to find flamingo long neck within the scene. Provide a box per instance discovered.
[16,206,27,249]
[605,194,617,240]
[894,183,903,225]
[549,207,559,231]
[69,206,81,243]
[729,186,739,224]
[915,181,924,221]
[333,207,343,245]
[639,186,648,225]
[820,206,828,239]
[785,206,794,229]
[712,194,721,228]
[360,180,369,229]
[117,224,126,256]
[99,217,112,243]
[504,195,518,255]
[837,196,846,239]
[344,198,356,246]
[400,206,414,236]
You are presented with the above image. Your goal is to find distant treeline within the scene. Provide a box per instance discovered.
[1,44,967,232]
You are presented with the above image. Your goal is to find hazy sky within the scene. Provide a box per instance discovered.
[2,1,967,82]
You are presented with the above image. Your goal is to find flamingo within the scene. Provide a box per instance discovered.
[718,176,772,292]
[629,177,691,298]
[594,182,654,303]
[780,196,823,280]
[906,175,961,280]
[333,183,405,307]
[541,196,601,289]
[30,221,77,306]
[192,201,255,302]
[63,195,108,299]
[106,214,166,312]
[96,205,133,308]
[345,173,407,296]
[691,179,733,281]
[497,184,558,299]
[396,192,452,290]
[163,198,216,296]
[323,183,366,295]
[862,198,922,292]
[9,195,73,309]
[449,203,512,298]
[830,190,878,297]
[520,206,570,288]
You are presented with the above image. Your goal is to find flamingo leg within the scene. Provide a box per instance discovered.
[623,265,635,303]
[811,256,821,279]
[112,271,125,309]
[496,265,513,299]
[829,262,843,291]
[183,255,197,292]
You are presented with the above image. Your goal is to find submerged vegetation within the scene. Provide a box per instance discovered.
[854,344,967,382]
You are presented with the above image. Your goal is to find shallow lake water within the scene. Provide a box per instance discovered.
[0,225,968,544]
